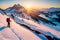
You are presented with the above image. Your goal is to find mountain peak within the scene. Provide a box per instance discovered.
[13,4,20,7]
[12,4,23,9]
[5,4,25,12]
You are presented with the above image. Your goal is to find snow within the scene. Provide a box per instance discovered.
[10,18,41,40]
[0,14,7,27]
[0,14,41,40]
[0,27,19,40]
[40,8,60,13]
[39,14,50,20]
[0,10,4,14]
[38,34,48,40]
[39,14,60,31]
[0,6,60,40]
[14,16,60,38]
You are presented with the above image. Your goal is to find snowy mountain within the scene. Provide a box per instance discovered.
[0,4,60,40]
[0,14,41,40]
[39,7,60,13]
[5,4,33,20]
[0,8,5,14]
[39,7,60,18]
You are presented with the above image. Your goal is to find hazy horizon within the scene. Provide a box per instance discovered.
[0,0,60,9]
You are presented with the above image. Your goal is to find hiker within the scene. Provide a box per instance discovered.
[11,14,14,19]
[6,18,11,28]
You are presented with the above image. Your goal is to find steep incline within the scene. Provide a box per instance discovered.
[0,13,41,40]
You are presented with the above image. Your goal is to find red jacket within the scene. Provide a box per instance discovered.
[6,18,11,22]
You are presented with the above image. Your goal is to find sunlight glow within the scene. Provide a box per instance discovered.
[24,4,32,10]
[27,4,31,9]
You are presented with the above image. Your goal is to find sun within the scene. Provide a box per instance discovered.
[24,4,32,10]
[27,4,31,9]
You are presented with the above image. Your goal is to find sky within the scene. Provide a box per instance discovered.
[0,0,60,9]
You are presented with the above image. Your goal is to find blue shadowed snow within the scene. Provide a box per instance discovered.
[39,14,60,31]
[33,31,48,40]
[0,26,7,31]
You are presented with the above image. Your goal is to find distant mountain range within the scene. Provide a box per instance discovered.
[0,4,60,25]
[0,4,60,40]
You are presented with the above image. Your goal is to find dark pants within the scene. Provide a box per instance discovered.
[7,22,10,28]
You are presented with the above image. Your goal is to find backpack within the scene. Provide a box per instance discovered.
[6,18,11,22]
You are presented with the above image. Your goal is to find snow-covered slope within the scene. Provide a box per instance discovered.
[0,27,19,40]
[0,4,60,40]
[14,15,60,38]
[0,13,41,40]
[5,4,33,20]
[35,7,60,31]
